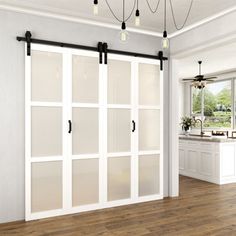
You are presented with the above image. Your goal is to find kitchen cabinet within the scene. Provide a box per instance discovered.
[179,137,236,185]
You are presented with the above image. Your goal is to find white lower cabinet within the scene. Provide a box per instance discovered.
[179,139,236,185]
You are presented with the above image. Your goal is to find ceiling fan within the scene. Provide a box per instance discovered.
[182,61,217,89]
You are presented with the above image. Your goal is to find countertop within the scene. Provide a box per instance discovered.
[179,134,236,143]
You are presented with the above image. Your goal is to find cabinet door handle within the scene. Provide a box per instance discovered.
[132,120,136,132]
[68,120,72,133]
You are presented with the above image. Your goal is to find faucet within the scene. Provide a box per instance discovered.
[193,116,204,137]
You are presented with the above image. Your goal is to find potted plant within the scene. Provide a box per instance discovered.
[180,116,194,135]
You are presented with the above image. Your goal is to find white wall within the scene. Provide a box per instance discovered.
[0,9,170,223]
[179,82,191,120]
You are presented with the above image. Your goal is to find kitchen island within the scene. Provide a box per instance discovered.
[179,135,236,185]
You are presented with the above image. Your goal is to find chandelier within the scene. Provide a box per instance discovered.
[93,0,194,49]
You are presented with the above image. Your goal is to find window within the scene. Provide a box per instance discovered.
[191,79,232,129]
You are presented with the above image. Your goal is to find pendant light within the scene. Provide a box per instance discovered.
[119,0,129,42]
[162,0,169,49]
[93,0,98,15]
[93,0,194,46]
[120,22,129,42]
[135,0,140,26]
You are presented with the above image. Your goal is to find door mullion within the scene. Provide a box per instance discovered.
[131,60,138,200]
[25,44,32,221]
[99,62,108,205]
[63,50,72,211]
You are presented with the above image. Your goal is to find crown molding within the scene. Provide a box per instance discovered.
[1,3,236,39]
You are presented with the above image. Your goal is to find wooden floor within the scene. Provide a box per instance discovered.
[1,176,236,236]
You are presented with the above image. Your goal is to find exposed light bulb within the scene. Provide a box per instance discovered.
[135,16,140,26]
[162,37,169,49]
[135,9,140,26]
[119,22,129,42]
[162,30,169,49]
[120,30,129,42]
[93,0,98,15]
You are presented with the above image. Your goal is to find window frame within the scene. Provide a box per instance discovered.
[190,77,235,130]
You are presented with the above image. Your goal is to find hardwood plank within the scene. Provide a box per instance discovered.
[1,176,236,235]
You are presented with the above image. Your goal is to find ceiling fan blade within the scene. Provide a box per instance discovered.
[204,76,217,80]
[182,78,195,81]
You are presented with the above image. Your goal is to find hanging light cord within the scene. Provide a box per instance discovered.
[169,0,194,30]
[164,0,166,31]
[146,0,161,14]
[105,0,137,23]
[123,0,125,22]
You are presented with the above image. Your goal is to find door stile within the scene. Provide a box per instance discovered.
[131,60,138,201]
[25,44,32,221]
[159,68,164,198]
[63,49,72,212]
[99,62,108,206]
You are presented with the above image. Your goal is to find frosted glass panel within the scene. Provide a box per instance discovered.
[72,108,98,154]
[31,107,62,157]
[31,50,62,102]
[72,55,99,103]
[139,63,160,106]
[31,161,62,212]
[108,109,131,153]
[139,109,160,151]
[108,157,131,201]
[72,159,99,206]
[139,155,160,196]
[108,60,131,104]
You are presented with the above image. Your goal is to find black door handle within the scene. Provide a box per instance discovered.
[132,120,136,132]
[68,120,72,133]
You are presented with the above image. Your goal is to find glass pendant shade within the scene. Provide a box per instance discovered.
[192,81,206,89]
[162,37,169,49]
[135,16,140,26]
[119,30,129,42]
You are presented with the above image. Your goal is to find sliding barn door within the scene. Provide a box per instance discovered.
[106,55,133,204]
[25,44,67,220]
[70,50,101,210]
[137,59,163,201]
[25,44,163,221]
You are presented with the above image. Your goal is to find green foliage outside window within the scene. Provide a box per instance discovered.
[191,80,232,128]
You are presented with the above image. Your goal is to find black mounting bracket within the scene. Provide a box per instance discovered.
[102,43,108,65]
[25,31,32,56]
[158,51,164,71]
[97,42,103,64]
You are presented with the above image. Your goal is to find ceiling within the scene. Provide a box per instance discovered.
[1,0,236,34]
[178,41,236,79]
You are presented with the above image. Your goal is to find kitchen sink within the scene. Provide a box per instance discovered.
[189,134,212,138]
